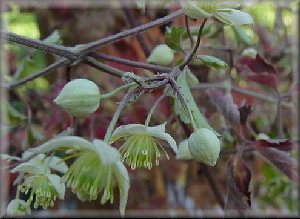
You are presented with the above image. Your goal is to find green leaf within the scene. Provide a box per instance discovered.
[165,26,184,51]
[6,101,26,125]
[43,30,62,45]
[215,9,254,26]
[232,26,253,46]
[174,68,219,135]
[25,126,45,147]
[194,55,228,69]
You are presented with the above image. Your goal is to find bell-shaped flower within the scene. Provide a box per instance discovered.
[6,199,31,216]
[109,123,178,170]
[181,0,253,26]
[10,153,67,209]
[28,136,129,217]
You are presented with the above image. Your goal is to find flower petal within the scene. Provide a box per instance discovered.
[146,122,166,133]
[113,161,130,217]
[29,136,94,154]
[48,156,68,173]
[11,162,44,175]
[0,154,22,162]
[110,124,147,142]
[147,130,178,153]
[46,174,65,199]
[215,9,254,26]
[92,139,121,165]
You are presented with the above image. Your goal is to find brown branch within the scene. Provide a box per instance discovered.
[2,31,77,60]
[121,5,151,57]
[84,57,123,78]
[184,15,194,49]
[90,52,172,73]
[8,58,71,89]
[179,18,207,70]
[81,9,184,54]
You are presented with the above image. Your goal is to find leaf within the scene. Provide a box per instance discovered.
[256,139,294,151]
[232,26,253,46]
[174,68,218,135]
[42,30,62,45]
[165,26,184,51]
[25,125,45,147]
[225,155,251,216]
[207,88,240,126]
[215,9,254,26]
[257,147,298,182]
[194,55,228,69]
[238,54,278,88]
[6,102,27,125]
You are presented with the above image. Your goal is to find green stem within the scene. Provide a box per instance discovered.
[104,91,134,142]
[145,87,169,127]
[101,82,136,100]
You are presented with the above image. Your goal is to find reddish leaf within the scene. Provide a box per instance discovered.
[256,139,294,151]
[238,54,278,88]
[257,147,298,182]
[225,155,251,216]
[207,88,240,126]
[238,102,252,125]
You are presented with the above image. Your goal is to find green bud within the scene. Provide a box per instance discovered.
[7,199,31,216]
[176,139,192,160]
[256,133,270,141]
[147,44,174,66]
[242,48,257,58]
[54,79,101,117]
[188,128,220,166]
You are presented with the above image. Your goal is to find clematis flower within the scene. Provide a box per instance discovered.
[28,136,129,217]
[10,153,67,209]
[109,123,178,170]
[181,0,253,26]
[6,199,31,216]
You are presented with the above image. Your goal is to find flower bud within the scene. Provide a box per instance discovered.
[180,0,215,19]
[242,48,257,58]
[176,139,192,160]
[188,128,220,166]
[54,79,101,117]
[7,199,31,216]
[147,44,174,66]
[256,133,270,141]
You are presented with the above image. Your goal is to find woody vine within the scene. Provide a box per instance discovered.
[1,1,297,217]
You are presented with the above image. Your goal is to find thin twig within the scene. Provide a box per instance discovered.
[179,18,208,70]
[84,57,123,78]
[8,58,71,89]
[275,89,284,138]
[122,5,151,57]
[184,15,194,49]
[91,52,172,73]
[81,9,184,54]
[191,82,291,107]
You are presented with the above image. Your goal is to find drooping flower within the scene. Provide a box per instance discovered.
[10,153,67,210]
[28,136,130,217]
[109,123,178,170]
[181,0,253,26]
[6,199,31,216]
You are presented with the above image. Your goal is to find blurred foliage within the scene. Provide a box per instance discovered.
[260,164,297,212]
[3,3,39,39]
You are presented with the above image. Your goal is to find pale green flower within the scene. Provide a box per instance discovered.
[11,153,66,209]
[109,123,178,170]
[29,136,129,217]
[181,0,253,26]
[7,199,31,216]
